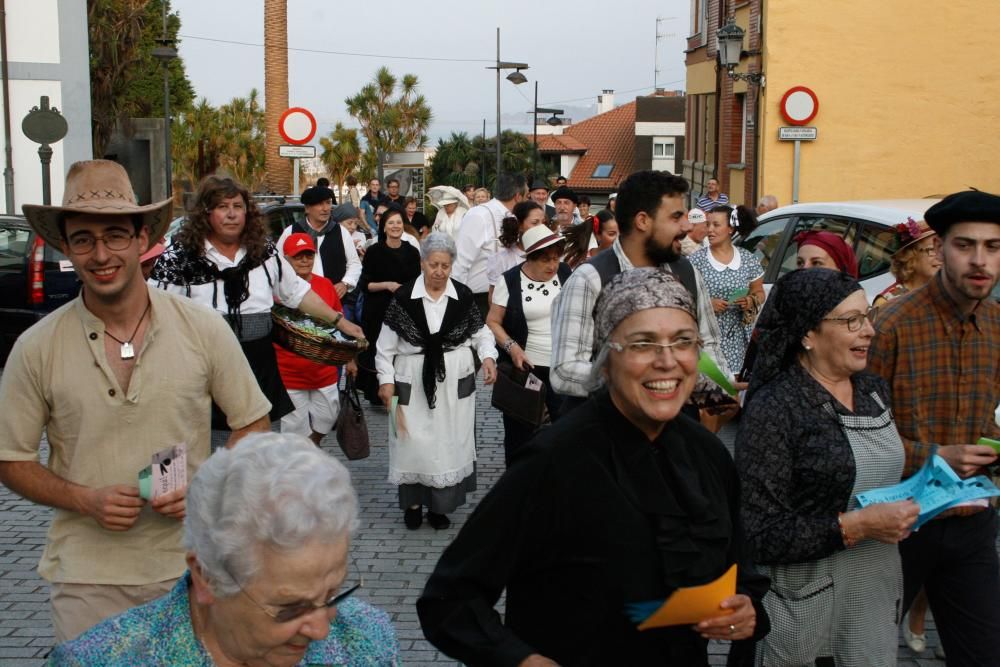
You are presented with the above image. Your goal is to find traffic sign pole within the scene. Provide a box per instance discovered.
[293,158,300,196]
[793,140,801,204]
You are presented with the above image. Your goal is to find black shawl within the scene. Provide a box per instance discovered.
[149,239,281,336]
[383,278,484,409]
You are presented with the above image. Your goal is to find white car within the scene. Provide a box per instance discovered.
[737,199,941,301]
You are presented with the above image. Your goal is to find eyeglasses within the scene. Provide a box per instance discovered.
[608,337,702,361]
[821,309,875,332]
[66,230,135,255]
[235,570,362,623]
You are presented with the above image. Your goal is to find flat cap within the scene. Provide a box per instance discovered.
[924,189,1000,235]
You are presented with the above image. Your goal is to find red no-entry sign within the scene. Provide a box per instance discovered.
[779,87,819,126]
[278,107,317,145]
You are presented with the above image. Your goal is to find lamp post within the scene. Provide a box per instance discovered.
[528,81,563,179]
[486,27,528,182]
[716,19,764,85]
[151,2,177,198]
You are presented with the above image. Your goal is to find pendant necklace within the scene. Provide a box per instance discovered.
[104,300,151,360]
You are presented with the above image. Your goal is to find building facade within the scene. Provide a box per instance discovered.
[0,0,92,213]
[685,0,999,209]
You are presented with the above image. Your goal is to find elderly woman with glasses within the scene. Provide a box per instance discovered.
[48,432,399,666]
[419,268,769,666]
[376,232,498,530]
[738,268,919,666]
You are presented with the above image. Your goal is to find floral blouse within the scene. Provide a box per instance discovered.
[48,574,399,666]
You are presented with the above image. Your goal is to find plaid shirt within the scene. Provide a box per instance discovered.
[550,238,730,398]
[868,273,1000,478]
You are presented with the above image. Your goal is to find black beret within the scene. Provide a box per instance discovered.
[550,186,579,205]
[300,186,334,206]
[924,189,1000,235]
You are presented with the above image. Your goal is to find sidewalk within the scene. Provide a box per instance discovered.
[0,383,953,665]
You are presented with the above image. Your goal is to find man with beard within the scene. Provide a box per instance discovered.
[529,178,556,221]
[868,189,1000,664]
[277,186,361,299]
[550,170,729,409]
[550,186,580,232]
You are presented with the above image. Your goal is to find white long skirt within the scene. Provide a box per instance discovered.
[388,347,477,488]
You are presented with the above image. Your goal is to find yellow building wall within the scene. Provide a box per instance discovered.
[758,0,999,205]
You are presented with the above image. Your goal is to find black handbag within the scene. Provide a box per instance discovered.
[491,361,546,427]
[335,376,370,460]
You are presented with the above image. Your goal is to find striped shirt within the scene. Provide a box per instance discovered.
[696,192,730,211]
[868,273,1000,478]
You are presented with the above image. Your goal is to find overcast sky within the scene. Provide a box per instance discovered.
[171,0,691,142]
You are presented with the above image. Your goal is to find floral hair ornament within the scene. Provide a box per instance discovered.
[892,217,935,254]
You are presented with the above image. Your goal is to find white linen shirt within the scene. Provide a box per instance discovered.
[452,199,511,293]
[487,245,525,287]
[276,224,361,287]
[151,241,311,314]
[375,278,498,386]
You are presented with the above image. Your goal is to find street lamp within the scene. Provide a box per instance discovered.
[151,4,177,198]
[716,19,764,85]
[486,27,528,181]
[527,81,563,178]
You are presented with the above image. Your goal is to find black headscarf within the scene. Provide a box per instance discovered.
[745,268,862,404]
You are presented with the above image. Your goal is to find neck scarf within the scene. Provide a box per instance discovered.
[382,278,483,408]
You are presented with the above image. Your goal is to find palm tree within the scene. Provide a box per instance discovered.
[263,0,290,194]
[219,89,266,191]
[345,67,432,182]
[318,123,362,193]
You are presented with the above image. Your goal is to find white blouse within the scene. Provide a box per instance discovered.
[150,241,311,315]
[375,278,498,386]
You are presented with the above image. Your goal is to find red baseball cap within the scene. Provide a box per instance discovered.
[283,233,316,257]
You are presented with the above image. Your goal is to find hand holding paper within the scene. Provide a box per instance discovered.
[626,564,738,630]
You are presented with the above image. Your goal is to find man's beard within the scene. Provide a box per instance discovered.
[646,233,683,264]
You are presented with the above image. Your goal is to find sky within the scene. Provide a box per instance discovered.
[170,0,691,143]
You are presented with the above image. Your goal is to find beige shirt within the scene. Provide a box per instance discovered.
[0,288,271,585]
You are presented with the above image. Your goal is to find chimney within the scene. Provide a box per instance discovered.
[597,89,615,114]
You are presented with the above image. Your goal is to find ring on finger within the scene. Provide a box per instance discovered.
[729,624,736,634]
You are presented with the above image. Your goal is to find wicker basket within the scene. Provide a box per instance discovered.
[271,306,367,366]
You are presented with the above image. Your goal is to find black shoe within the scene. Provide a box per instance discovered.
[427,512,451,530]
[403,506,422,530]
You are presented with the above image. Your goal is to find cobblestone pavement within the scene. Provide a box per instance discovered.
[0,382,957,665]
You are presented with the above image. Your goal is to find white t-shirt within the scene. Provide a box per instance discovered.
[491,268,562,368]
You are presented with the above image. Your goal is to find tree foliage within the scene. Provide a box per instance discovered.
[318,123,362,192]
[172,90,266,194]
[429,130,553,190]
[88,0,194,156]
[345,67,432,181]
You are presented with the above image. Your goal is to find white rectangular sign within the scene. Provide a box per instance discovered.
[778,127,818,141]
[278,145,316,158]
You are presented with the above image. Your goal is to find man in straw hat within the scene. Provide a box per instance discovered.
[0,160,272,641]
[868,189,1000,664]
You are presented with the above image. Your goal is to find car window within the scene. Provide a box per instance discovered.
[290,208,306,228]
[776,215,856,279]
[736,216,792,275]
[0,226,30,271]
[855,223,898,280]
[265,210,287,239]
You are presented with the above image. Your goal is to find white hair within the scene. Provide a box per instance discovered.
[183,432,359,597]
[420,231,456,260]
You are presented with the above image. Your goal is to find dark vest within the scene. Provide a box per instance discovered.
[295,221,348,283]
[499,262,573,364]
[587,248,698,301]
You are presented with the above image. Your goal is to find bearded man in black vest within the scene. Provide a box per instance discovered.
[278,186,362,299]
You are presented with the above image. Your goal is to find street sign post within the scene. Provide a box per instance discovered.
[22,96,68,205]
[277,108,317,194]
[778,87,820,203]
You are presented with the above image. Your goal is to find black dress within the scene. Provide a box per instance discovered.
[356,241,421,401]
[418,390,770,666]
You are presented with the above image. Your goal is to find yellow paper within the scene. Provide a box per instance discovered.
[637,564,737,630]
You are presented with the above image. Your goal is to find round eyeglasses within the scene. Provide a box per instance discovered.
[66,230,135,255]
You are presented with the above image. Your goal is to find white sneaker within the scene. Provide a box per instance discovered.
[902,613,927,653]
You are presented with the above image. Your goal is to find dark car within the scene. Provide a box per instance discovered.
[0,215,80,365]
[259,200,305,238]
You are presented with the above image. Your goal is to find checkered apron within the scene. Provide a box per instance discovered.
[756,392,905,667]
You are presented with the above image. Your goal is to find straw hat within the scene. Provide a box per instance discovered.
[22,159,173,249]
